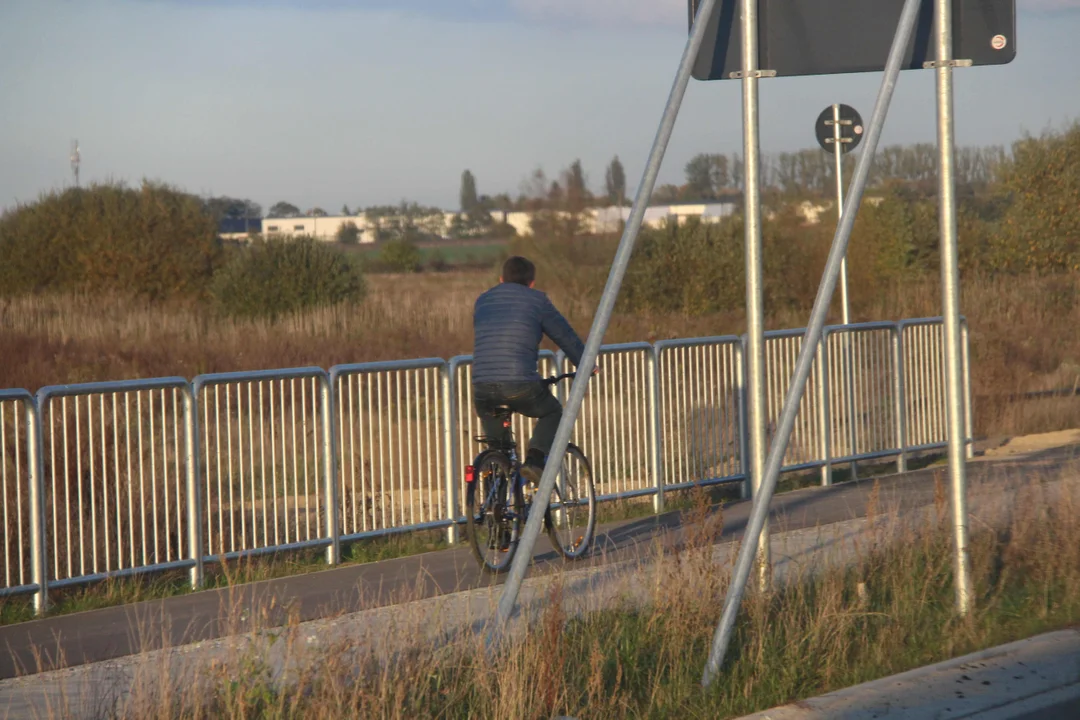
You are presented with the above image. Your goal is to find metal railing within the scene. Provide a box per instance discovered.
[35,379,198,593]
[331,359,454,541]
[0,317,971,613]
[192,369,338,571]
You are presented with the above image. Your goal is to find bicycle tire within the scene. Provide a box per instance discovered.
[465,450,526,574]
[545,444,596,561]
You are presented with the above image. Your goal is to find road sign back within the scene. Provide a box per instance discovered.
[816,105,864,154]
[689,0,1016,81]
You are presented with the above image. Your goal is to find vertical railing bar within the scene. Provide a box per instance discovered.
[302,378,311,541]
[173,389,182,564]
[406,371,416,527]
[158,390,169,564]
[278,378,289,546]
[1,403,9,588]
[394,372,404,528]
[894,325,907,471]
[363,374,374,532]
[289,379,299,543]
[346,375,356,535]
[377,373,388,530]
[99,395,110,572]
[235,384,246,551]
[224,385,233,556]
[124,394,134,571]
[630,351,639,492]
[259,382,269,547]
[962,320,973,459]
[269,380,280,547]
[74,396,85,577]
[313,377,323,539]
[88,394,99,575]
[27,397,48,613]
[424,368,434,524]
[212,386,222,556]
[247,384,256,549]
[147,390,158,565]
[50,400,59,580]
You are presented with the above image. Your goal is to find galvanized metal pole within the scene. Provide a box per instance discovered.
[26,397,48,615]
[832,104,850,327]
[701,0,923,686]
[320,374,341,565]
[442,364,460,545]
[741,0,771,587]
[648,347,665,513]
[490,0,720,638]
[833,105,859,482]
[184,386,204,589]
[935,0,972,616]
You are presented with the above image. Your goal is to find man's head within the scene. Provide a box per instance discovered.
[500,256,536,288]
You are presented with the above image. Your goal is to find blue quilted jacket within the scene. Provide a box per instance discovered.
[472,282,585,384]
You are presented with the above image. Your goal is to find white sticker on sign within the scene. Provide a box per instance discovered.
[991,34,1007,50]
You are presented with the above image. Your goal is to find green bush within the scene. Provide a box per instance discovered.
[210,236,365,320]
[378,239,422,273]
[0,180,220,299]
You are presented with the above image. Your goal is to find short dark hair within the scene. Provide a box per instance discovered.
[501,256,536,286]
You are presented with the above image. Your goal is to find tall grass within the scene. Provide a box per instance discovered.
[32,465,1080,719]
[3,270,1080,438]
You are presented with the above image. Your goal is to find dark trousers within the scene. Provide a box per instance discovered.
[473,382,562,458]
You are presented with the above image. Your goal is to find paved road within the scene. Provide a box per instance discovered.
[2,443,1076,680]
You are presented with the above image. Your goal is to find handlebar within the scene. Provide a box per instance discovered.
[543,372,576,386]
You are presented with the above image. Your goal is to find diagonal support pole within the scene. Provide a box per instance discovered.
[488,0,721,640]
[700,0,924,687]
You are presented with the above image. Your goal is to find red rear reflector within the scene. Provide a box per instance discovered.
[465,465,475,483]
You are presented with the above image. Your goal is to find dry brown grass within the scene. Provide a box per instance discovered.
[3,270,1080,440]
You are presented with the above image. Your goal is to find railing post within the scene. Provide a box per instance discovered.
[183,385,204,589]
[320,373,341,565]
[736,338,750,499]
[648,345,665,513]
[893,323,908,473]
[961,318,973,460]
[26,395,48,615]
[817,332,832,486]
[443,362,460,545]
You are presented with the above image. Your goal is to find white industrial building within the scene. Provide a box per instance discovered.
[218,199,758,243]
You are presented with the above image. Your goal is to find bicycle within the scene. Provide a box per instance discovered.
[464,372,597,574]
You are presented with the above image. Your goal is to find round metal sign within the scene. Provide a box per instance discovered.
[815,104,864,154]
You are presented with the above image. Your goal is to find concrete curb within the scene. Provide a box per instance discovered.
[734,629,1080,719]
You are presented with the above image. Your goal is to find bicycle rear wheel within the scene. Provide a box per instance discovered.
[465,451,526,574]
[545,444,596,560]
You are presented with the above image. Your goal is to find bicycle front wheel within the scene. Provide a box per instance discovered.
[545,444,596,560]
[465,451,525,574]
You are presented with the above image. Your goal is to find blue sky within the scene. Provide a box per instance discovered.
[1,0,1078,214]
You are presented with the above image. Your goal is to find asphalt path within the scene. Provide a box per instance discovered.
[2,443,1076,681]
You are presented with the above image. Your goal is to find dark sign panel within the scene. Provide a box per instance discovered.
[690,0,1016,81]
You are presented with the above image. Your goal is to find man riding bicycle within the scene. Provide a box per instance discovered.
[472,256,594,487]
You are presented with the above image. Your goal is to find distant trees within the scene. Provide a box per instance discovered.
[268,201,301,218]
[203,196,262,222]
[365,201,445,243]
[460,170,479,215]
[605,156,627,206]
[336,221,361,245]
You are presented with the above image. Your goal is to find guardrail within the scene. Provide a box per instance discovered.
[0,317,972,614]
